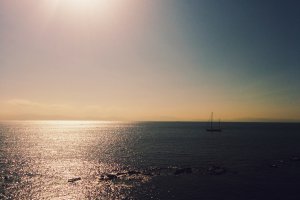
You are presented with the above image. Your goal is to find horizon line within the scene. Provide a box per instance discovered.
[1,119,300,123]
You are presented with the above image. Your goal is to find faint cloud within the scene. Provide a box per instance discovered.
[7,99,41,106]
[6,99,70,110]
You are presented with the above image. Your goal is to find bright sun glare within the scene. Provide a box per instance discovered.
[63,0,101,8]
[50,0,115,14]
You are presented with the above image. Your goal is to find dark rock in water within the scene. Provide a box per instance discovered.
[270,164,279,168]
[127,170,141,176]
[68,177,81,183]
[107,174,118,180]
[208,166,226,175]
[116,172,127,176]
[99,174,118,181]
[215,168,226,175]
[290,156,300,161]
[174,168,192,175]
[99,175,107,181]
[269,159,286,168]
[142,171,152,176]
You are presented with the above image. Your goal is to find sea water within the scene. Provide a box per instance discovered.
[1,121,300,199]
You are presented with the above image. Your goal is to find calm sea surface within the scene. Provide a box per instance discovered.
[1,121,300,199]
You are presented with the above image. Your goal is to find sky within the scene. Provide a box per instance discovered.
[0,0,299,122]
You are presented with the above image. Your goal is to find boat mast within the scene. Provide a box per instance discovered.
[210,112,213,129]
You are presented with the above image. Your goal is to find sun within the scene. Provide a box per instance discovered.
[62,0,101,9]
[60,0,107,12]
[48,0,115,15]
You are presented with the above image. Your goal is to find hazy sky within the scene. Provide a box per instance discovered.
[0,0,299,121]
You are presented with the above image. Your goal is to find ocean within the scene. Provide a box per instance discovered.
[1,121,300,199]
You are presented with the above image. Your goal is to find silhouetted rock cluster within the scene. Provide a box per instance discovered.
[68,177,81,183]
[268,156,300,168]
[67,154,300,183]
[95,165,228,183]
[174,167,192,175]
[207,166,226,175]
[99,170,148,181]
[290,156,300,161]
[99,174,118,181]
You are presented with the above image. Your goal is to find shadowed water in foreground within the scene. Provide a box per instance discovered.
[1,121,300,199]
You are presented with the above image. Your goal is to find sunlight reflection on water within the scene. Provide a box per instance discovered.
[3,121,300,199]
[0,121,144,199]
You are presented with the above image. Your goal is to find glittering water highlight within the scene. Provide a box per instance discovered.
[1,121,300,199]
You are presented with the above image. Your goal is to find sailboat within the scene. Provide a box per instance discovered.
[206,112,222,132]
